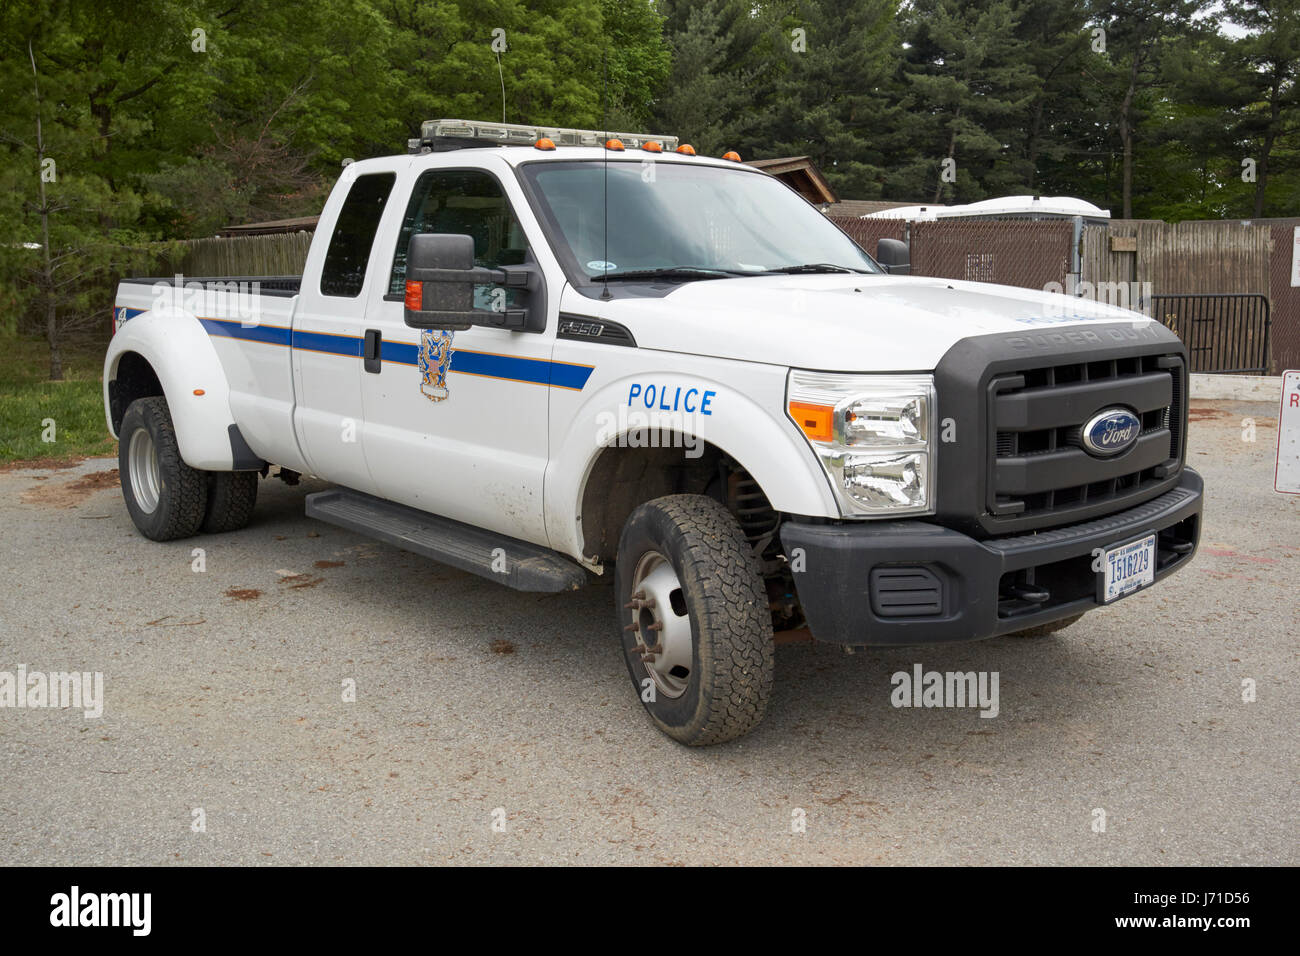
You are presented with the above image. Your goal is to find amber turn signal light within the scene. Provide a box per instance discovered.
[789,401,834,443]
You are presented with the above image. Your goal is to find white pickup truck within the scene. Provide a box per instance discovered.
[105,119,1202,745]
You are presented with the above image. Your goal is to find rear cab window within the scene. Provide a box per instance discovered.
[320,172,397,297]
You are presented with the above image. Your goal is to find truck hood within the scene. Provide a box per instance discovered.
[577,274,1156,371]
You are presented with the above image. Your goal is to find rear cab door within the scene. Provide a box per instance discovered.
[291,161,404,493]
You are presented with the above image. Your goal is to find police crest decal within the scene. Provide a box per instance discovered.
[418,329,454,403]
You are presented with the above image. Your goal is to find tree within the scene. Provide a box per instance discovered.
[651,0,776,154]
[1085,0,1209,218]
[897,0,1040,203]
[600,0,671,129]
[1221,0,1300,217]
[1016,0,1095,191]
[752,0,906,199]
[0,40,154,379]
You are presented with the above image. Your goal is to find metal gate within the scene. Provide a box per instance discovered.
[1144,293,1272,374]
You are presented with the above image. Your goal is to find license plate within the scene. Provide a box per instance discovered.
[1100,533,1156,603]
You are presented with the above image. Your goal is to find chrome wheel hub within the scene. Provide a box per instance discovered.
[627,551,693,699]
[128,428,161,514]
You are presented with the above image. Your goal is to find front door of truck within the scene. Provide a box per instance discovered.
[358,163,556,547]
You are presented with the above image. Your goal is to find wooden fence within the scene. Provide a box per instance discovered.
[144,231,314,278]
[1080,221,1271,297]
[837,214,1287,373]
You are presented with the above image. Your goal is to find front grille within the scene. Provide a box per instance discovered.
[989,353,1184,525]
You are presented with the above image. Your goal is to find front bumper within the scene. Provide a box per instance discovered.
[780,468,1203,645]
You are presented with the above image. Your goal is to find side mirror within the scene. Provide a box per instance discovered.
[404,233,486,331]
[402,233,542,332]
[876,238,910,276]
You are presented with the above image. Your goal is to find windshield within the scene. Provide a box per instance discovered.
[520,160,881,283]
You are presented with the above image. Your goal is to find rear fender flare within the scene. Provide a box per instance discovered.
[104,308,250,470]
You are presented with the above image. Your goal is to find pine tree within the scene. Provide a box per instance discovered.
[752,0,906,199]
[1084,0,1210,218]
[898,0,1040,204]
[1221,0,1300,217]
[652,0,779,156]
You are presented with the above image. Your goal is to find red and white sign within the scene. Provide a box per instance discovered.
[1276,370,1300,494]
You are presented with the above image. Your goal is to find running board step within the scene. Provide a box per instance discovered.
[305,489,587,593]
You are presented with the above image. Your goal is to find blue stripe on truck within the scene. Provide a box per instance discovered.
[379,339,593,390]
[177,313,593,391]
[290,328,362,357]
[199,317,292,346]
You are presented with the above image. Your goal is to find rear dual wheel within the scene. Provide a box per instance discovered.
[119,397,258,540]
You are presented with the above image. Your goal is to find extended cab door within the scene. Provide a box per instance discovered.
[291,164,402,493]
[357,157,564,547]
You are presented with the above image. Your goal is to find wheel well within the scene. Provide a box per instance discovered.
[108,351,163,433]
[580,442,721,564]
[580,440,800,629]
[579,440,779,561]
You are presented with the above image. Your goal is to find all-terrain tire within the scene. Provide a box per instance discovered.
[202,471,259,533]
[118,396,208,541]
[615,494,774,746]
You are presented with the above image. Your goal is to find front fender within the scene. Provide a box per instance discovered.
[104,309,249,470]
[545,365,840,563]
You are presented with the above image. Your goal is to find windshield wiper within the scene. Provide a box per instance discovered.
[593,266,748,282]
[763,263,872,275]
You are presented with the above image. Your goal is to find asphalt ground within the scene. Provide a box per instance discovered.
[1,399,1295,865]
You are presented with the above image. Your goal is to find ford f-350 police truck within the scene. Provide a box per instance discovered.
[105,119,1202,745]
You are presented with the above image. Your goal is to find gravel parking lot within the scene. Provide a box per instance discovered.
[1,399,1296,865]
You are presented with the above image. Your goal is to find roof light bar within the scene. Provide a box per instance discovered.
[412,119,679,153]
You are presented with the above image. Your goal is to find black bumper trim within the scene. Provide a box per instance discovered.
[780,468,1203,646]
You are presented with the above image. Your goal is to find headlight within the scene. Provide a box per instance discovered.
[787,371,936,517]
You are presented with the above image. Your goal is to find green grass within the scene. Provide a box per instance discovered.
[0,335,117,465]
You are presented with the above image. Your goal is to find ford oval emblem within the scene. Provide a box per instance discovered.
[1082,407,1141,457]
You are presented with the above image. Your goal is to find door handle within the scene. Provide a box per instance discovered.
[363,329,381,373]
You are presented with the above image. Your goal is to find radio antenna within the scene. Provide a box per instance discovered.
[600,47,611,301]
[496,50,506,123]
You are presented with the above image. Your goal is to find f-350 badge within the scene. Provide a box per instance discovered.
[419,329,454,403]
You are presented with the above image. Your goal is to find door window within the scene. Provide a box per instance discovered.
[388,169,529,310]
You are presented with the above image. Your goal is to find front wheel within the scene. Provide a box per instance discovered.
[614,495,774,746]
[118,396,208,541]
